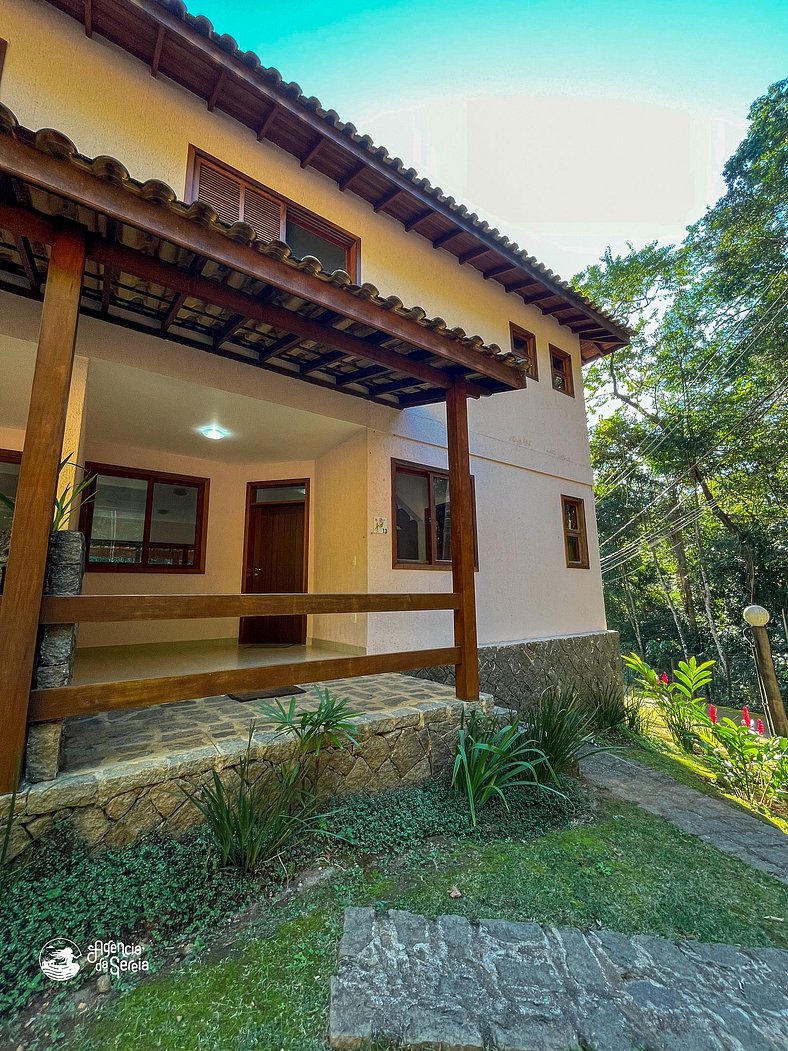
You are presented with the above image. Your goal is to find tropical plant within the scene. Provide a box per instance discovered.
[451,708,558,826]
[259,685,358,794]
[525,687,600,777]
[584,681,628,731]
[623,652,715,753]
[698,706,788,806]
[185,688,358,872]
[0,454,95,533]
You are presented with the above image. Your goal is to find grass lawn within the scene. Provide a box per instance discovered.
[6,789,787,1051]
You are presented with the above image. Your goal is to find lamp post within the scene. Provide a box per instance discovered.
[743,605,788,738]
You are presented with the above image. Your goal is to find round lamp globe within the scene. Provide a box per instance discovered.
[743,604,770,627]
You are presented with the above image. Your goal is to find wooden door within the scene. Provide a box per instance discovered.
[240,480,309,645]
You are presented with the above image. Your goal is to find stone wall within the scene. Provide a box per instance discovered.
[411,630,621,711]
[2,693,488,859]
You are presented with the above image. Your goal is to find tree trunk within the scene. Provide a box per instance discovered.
[652,548,689,659]
[692,513,730,694]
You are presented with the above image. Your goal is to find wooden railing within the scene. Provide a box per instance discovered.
[27,592,462,723]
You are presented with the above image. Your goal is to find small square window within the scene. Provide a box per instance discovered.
[561,495,589,569]
[550,346,574,396]
[510,324,538,381]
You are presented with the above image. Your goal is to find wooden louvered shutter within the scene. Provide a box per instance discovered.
[242,187,284,243]
[195,160,242,225]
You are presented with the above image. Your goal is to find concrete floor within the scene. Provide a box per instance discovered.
[73,637,353,685]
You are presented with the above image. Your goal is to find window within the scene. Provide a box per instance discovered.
[392,459,478,568]
[550,345,574,396]
[79,464,209,573]
[187,151,360,278]
[510,323,538,381]
[561,496,589,569]
[0,449,21,592]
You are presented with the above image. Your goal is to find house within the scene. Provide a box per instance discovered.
[0,0,629,809]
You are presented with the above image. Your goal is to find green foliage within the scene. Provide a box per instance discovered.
[185,689,358,873]
[0,455,95,532]
[451,709,558,826]
[327,777,587,854]
[698,711,788,806]
[0,825,257,1017]
[525,687,600,776]
[623,652,714,754]
[584,681,628,731]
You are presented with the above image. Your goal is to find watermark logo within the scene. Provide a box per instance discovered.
[39,938,82,981]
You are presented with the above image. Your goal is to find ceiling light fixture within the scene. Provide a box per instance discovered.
[200,425,227,441]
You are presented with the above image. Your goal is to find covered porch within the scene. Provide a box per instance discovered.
[0,102,525,794]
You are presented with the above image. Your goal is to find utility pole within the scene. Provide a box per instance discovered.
[743,605,788,738]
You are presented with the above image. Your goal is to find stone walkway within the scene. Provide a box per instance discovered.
[330,907,788,1050]
[581,751,788,885]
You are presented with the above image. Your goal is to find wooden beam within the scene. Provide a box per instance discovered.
[300,349,346,375]
[432,228,461,250]
[212,312,246,346]
[300,138,324,169]
[83,0,92,36]
[458,245,489,265]
[0,166,523,387]
[40,591,459,623]
[256,333,303,362]
[207,69,225,112]
[403,209,433,232]
[522,290,555,304]
[0,227,86,791]
[445,377,479,701]
[14,235,40,295]
[334,364,387,387]
[373,188,402,213]
[338,163,365,192]
[150,25,165,77]
[161,290,187,332]
[504,279,540,293]
[483,263,517,280]
[28,647,461,721]
[257,104,279,141]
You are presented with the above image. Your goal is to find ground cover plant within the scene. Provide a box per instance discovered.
[4,789,787,1051]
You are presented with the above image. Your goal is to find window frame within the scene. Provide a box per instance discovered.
[79,462,210,574]
[561,495,589,570]
[0,40,7,91]
[185,149,361,281]
[0,448,22,593]
[391,458,478,571]
[509,323,538,381]
[549,345,575,397]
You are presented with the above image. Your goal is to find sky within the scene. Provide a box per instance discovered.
[194,0,787,280]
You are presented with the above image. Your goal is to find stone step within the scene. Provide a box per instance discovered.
[329,907,788,1050]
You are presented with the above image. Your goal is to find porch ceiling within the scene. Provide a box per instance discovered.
[0,105,528,410]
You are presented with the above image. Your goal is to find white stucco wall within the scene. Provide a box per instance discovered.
[0,0,609,652]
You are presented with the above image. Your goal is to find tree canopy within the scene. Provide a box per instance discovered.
[573,79,788,702]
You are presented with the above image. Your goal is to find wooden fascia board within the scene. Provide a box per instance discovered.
[0,139,523,388]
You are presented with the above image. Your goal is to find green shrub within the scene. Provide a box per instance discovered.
[584,681,628,731]
[327,777,588,854]
[0,825,257,1017]
[451,708,558,826]
[698,707,788,806]
[623,652,714,754]
[185,687,357,873]
[525,687,600,777]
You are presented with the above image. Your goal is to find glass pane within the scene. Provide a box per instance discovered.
[433,475,452,562]
[567,536,581,564]
[395,470,429,562]
[565,501,579,532]
[88,474,148,564]
[552,356,567,390]
[0,460,20,533]
[254,485,306,503]
[149,482,199,566]
[285,220,347,273]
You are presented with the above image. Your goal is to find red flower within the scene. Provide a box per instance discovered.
[709,705,718,724]
[757,719,765,736]
[660,672,669,685]
[742,706,751,728]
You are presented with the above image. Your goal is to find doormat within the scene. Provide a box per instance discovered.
[229,685,306,702]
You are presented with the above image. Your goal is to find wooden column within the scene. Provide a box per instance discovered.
[0,228,86,792]
[446,377,480,701]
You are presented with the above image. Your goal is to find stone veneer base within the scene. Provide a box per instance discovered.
[2,686,491,859]
[410,630,622,711]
